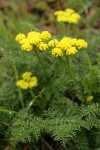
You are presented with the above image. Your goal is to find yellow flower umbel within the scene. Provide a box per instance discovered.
[27,31,41,45]
[16,80,29,90]
[40,31,51,41]
[15,33,26,42]
[56,37,72,50]
[15,30,51,52]
[29,77,38,88]
[51,36,88,57]
[48,39,59,47]
[21,43,33,51]
[76,39,88,49]
[22,72,32,80]
[52,48,63,57]
[66,47,77,55]
[38,42,48,51]
[54,8,81,24]
[16,72,38,90]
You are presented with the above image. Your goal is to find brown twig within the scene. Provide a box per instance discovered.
[41,137,53,150]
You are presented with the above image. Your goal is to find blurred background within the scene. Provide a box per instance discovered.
[0,0,100,34]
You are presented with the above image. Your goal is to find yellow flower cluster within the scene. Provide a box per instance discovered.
[48,39,59,47]
[15,31,87,57]
[16,72,38,90]
[15,31,51,51]
[52,48,63,57]
[49,37,87,57]
[86,95,94,103]
[54,8,81,24]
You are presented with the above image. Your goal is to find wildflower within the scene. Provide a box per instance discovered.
[15,33,26,42]
[66,47,77,55]
[21,43,32,51]
[22,72,32,80]
[50,36,87,57]
[86,95,94,103]
[68,14,80,24]
[16,72,38,90]
[48,39,59,47]
[56,37,72,51]
[60,37,72,42]
[15,30,52,52]
[16,80,29,90]
[52,48,63,57]
[76,39,88,49]
[27,31,41,45]
[54,10,64,16]
[28,36,41,45]
[19,38,30,44]
[56,42,71,51]
[38,42,48,51]
[56,14,68,22]
[27,31,40,38]
[65,8,75,14]
[40,31,51,41]
[29,77,38,88]
[54,8,81,24]
[72,13,80,20]
[71,38,77,45]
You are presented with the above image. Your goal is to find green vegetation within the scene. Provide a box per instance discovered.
[0,0,100,150]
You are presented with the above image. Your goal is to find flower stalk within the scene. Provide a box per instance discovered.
[13,62,24,108]
[0,108,17,114]
[59,57,66,77]
[35,50,48,79]
[67,56,73,78]
[86,53,92,70]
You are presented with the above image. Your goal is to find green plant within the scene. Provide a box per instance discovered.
[0,2,100,150]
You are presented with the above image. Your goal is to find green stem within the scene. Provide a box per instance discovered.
[59,57,66,77]
[67,56,73,78]
[0,108,17,114]
[62,23,67,36]
[27,89,36,110]
[35,50,48,79]
[27,88,45,110]
[13,62,24,108]
[30,89,36,99]
[72,24,78,35]
[86,53,92,70]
